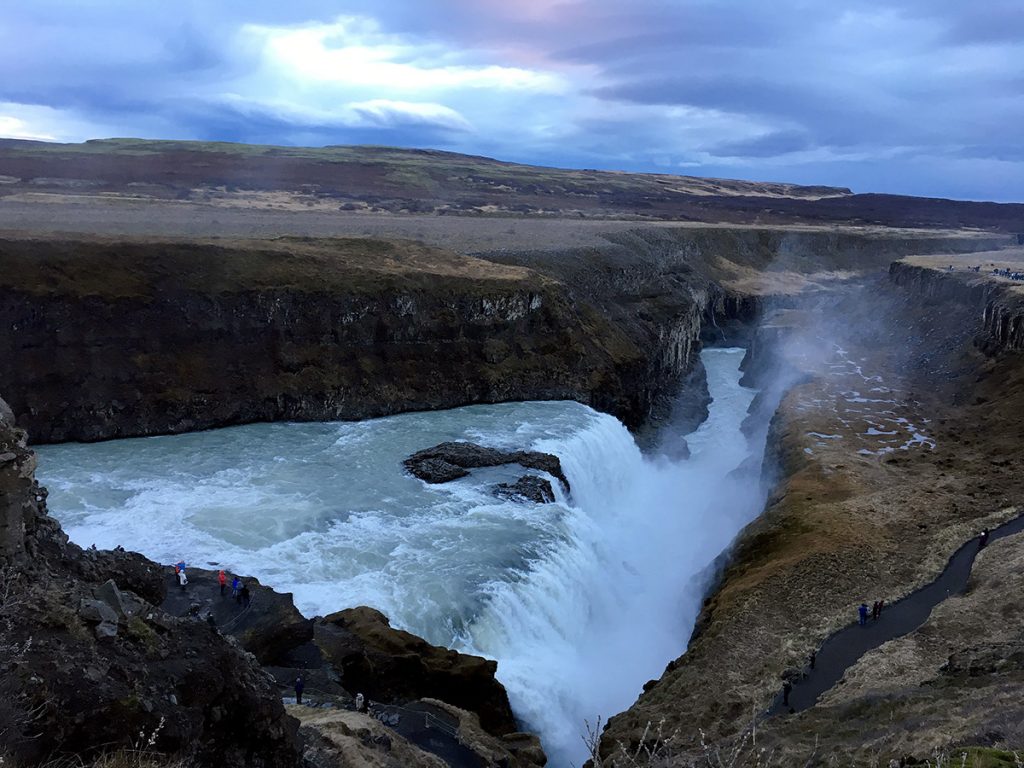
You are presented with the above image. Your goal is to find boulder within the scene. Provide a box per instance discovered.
[314,607,518,737]
[79,597,118,625]
[95,620,119,640]
[94,579,129,619]
[494,475,556,504]
[74,547,167,605]
[404,442,569,490]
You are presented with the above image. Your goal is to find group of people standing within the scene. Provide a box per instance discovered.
[172,561,251,608]
[949,264,1024,281]
[217,569,252,607]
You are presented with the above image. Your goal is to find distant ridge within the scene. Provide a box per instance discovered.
[1,137,1022,230]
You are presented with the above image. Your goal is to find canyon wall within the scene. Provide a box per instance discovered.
[1,228,1008,444]
[889,260,1024,353]
[597,258,1024,765]
[0,236,655,442]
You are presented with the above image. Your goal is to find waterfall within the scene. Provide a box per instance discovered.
[462,348,764,767]
[35,348,764,768]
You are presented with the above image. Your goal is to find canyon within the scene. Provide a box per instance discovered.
[3,140,1024,767]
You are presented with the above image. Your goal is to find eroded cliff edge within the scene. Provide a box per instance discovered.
[0,227,1006,444]
[598,251,1024,765]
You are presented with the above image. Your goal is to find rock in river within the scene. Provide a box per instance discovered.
[493,475,556,504]
[404,441,569,490]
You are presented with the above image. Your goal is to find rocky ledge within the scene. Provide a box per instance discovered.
[0,396,300,767]
[494,475,556,504]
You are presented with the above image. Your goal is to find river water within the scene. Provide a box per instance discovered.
[36,347,764,766]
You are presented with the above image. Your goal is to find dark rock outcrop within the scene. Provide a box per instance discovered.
[889,260,1024,354]
[404,441,568,490]
[0,236,648,443]
[494,475,556,504]
[314,606,518,737]
[0,403,302,767]
[159,568,314,665]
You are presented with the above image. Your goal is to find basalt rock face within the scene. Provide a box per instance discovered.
[0,236,647,443]
[404,441,568,489]
[1,229,1008,446]
[484,227,1006,434]
[314,606,518,738]
[0,409,301,767]
[889,260,1024,353]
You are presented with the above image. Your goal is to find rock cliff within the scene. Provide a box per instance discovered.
[889,255,1024,353]
[1,227,1006,446]
[596,263,1024,764]
[0,397,302,766]
[0,235,646,442]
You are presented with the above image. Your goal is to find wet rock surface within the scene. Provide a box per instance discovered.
[494,474,556,504]
[404,440,568,490]
[313,606,519,737]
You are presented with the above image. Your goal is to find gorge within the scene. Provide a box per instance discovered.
[3,140,1024,768]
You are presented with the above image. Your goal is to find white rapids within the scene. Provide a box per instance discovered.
[36,347,766,767]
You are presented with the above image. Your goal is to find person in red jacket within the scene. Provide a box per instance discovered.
[218,569,227,597]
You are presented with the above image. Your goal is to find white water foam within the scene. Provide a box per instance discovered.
[35,348,763,767]
[461,348,763,765]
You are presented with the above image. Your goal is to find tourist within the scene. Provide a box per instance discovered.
[809,650,816,670]
[177,568,188,591]
[232,575,241,601]
[206,612,217,631]
[295,675,305,705]
[241,583,251,608]
[858,603,869,626]
[218,569,227,597]
[871,600,880,620]
[782,680,792,706]
[877,598,885,617]
[979,529,990,548]
[356,692,368,712]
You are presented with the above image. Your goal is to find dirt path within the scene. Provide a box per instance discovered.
[771,512,1024,715]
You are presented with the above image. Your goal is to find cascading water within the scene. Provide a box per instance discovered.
[463,347,765,764]
[35,347,766,767]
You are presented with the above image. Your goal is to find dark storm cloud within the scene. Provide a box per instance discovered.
[2,0,1023,200]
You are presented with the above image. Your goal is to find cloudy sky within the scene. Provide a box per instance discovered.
[2,0,1022,201]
